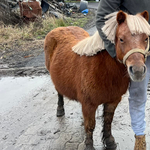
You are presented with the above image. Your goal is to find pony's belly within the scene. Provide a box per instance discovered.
[50,67,129,104]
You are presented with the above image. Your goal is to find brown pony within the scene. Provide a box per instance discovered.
[44,11,150,149]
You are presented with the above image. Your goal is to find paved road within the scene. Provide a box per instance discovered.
[1,3,150,150]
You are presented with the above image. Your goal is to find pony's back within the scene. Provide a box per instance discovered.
[44,26,89,70]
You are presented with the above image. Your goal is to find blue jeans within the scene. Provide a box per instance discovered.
[129,57,150,136]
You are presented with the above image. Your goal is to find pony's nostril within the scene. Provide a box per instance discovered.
[143,66,147,74]
[129,66,133,74]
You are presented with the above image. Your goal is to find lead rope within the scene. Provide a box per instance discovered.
[122,37,150,65]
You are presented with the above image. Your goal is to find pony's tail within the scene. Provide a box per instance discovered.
[44,31,57,71]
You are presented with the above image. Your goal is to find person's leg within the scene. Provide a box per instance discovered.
[129,57,150,150]
[129,57,150,135]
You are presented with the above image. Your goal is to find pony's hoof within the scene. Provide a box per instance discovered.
[57,106,65,117]
[104,136,117,149]
[105,142,117,149]
[84,145,95,150]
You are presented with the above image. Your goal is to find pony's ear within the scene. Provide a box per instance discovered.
[117,10,126,24]
[140,10,149,21]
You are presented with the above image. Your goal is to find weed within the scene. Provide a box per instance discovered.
[0,12,93,51]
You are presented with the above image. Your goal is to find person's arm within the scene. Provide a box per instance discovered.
[96,0,122,58]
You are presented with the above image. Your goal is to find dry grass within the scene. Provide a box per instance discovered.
[0,15,88,52]
[0,0,92,52]
[0,17,66,51]
[0,16,66,43]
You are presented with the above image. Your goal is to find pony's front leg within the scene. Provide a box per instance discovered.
[82,103,97,150]
[56,92,65,117]
[102,102,120,149]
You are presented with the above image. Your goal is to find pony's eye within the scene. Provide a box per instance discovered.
[120,38,124,43]
[145,38,148,42]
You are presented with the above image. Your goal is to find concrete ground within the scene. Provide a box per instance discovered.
[0,76,150,150]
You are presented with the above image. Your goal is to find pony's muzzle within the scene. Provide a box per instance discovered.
[128,64,147,82]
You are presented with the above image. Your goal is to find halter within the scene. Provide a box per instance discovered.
[121,37,150,65]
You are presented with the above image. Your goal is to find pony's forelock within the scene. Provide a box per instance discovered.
[102,12,150,44]
[127,14,150,35]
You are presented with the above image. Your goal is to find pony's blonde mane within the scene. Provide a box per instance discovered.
[72,12,150,56]
[101,12,118,44]
[72,31,104,56]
